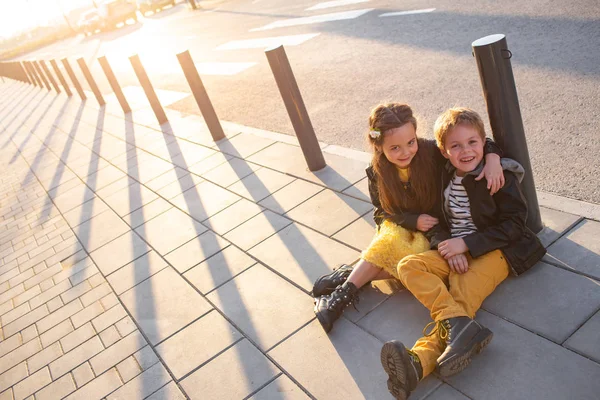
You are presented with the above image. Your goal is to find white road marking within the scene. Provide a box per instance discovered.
[306,0,369,11]
[194,62,257,75]
[379,8,436,17]
[216,33,321,51]
[250,8,373,32]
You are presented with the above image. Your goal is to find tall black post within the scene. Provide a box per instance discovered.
[472,34,542,233]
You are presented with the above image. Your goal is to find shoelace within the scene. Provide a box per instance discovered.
[423,320,451,346]
[327,286,360,311]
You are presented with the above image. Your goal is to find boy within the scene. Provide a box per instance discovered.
[380,108,546,400]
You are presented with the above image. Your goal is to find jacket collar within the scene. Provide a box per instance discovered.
[444,157,525,183]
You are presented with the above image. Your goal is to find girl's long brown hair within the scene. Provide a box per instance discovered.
[368,103,437,216]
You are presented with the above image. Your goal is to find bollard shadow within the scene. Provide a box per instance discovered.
[0,89,52,150]
[314,8,600,76]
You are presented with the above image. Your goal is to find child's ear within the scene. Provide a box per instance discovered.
[439,147,450,159]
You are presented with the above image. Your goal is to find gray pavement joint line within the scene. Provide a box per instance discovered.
[202,263,256,296]
[540,216,584,249]
[328,208,373,238]
[559,303,600,347]
[175,336,245,382]
[3,133,192,400]
[351,292,394,325]
[241,372,285,400]
[542,255,600,283]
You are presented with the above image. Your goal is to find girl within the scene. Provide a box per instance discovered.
[313,103,504,333]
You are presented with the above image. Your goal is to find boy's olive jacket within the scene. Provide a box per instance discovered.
[429,158,546,276]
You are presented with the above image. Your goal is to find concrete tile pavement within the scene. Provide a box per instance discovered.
[0,79,598,399]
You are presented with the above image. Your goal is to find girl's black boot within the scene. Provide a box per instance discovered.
[314,281,358,333]
[311,264,353,297]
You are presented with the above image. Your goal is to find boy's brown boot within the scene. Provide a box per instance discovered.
[311,264,353,297]
[425,316,493,377]
[380,341,423,400]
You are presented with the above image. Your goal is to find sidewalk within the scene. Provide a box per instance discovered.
[0,79,599,400]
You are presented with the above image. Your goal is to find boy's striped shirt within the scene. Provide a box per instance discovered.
[444,174,478,238]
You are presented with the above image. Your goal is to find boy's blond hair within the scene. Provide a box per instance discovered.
[434,107,486,150]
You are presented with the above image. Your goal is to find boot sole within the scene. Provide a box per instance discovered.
[437,328,493,377]
[380,342,409,400]
[313,302,333,333]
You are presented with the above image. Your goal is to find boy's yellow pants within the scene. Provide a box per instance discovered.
[397,249,510,377]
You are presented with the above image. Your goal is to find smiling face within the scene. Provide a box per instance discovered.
[441,123,484,176]
[380,123,419,169]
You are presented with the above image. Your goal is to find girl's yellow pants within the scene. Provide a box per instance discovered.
[397,249,510,377]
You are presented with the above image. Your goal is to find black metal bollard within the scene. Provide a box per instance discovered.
[77,57,105,106]
[50,59,72,96]
[98,56,131,113]
[129,54,168,125]
[176,50,224,141]
[265,45,325,171]
[61,58,86,100]
[33,61,52,90]
[472,34,542,233]
[40,60,61,93]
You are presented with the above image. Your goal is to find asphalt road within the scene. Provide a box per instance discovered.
[16,0,600,204]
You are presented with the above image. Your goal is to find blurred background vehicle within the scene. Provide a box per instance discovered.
[136,0,176,15]
[97,0,138,30]
[77,8,103,36]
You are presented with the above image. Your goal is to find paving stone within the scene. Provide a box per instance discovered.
[92,305,127,333]
[187,152,233,176]
[60,323,97,353]
[107,251,168,295]
[286,189,372,236]
[1,303,30,326]
[538,207,581,248]
[564,310,600,363]
[40,319,74,348]
[62,199,110,229]
[63,368,122,400]
[79,283,112,307]
[29,280,71,310]
[202,199,264,236]
[342,176,370,202]
[120,267,212,345]
[156,310,242,379]
[170,180,241,222]
[202,157,262,187]
[53,257,95,285]
[228,168,295,202]
[213,132,276,158]
[36,300,83,335]
[0,285,25,307]
[426,384,470,400]
[100,294,119,310]
[145,381,185,400]
[85,165,127,191]
[89,231,150,276]
[89,330,146,375]
[0,334,21,358]
[99,326,121,348]
[71,301,104,328]
[248,375,310,400]
[132,346,159,371]
[165,231,230,274]
[446,310,600,399]
[72,363,94,388]
[483,262,600,342]
[258,179,324,215]
[333,214,377,251]
[106,362,170,400]
[249,223,360,292]
[19,325,37,344]
[51,184,96,214]
[207,265,313,350]
[184,246,256,294]
[50,336,104,378]
[0,337,41,375]
[102,184,159,217]
[27,342,62,373]
[67,266,100,287]
[95,177,138,199]
[75,210,130,253]
[547,219,600,280]
[144,167,190,192]
[0,363,28,393]
[122,197,172,229]
[0,389,11,400]
[154,172,204,200]
[33,373,76,400]
[115,356,141,383]
[135,208,206,255]
[24,264,62,290]
[225,210,292,251]
[180,339,279,400]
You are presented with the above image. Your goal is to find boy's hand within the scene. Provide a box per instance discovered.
[416,214,439,232]
[477,153,505,195]
[448,254,469,274]
[438,238,468,259]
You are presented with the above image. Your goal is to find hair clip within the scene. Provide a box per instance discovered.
[369,129,381,139]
